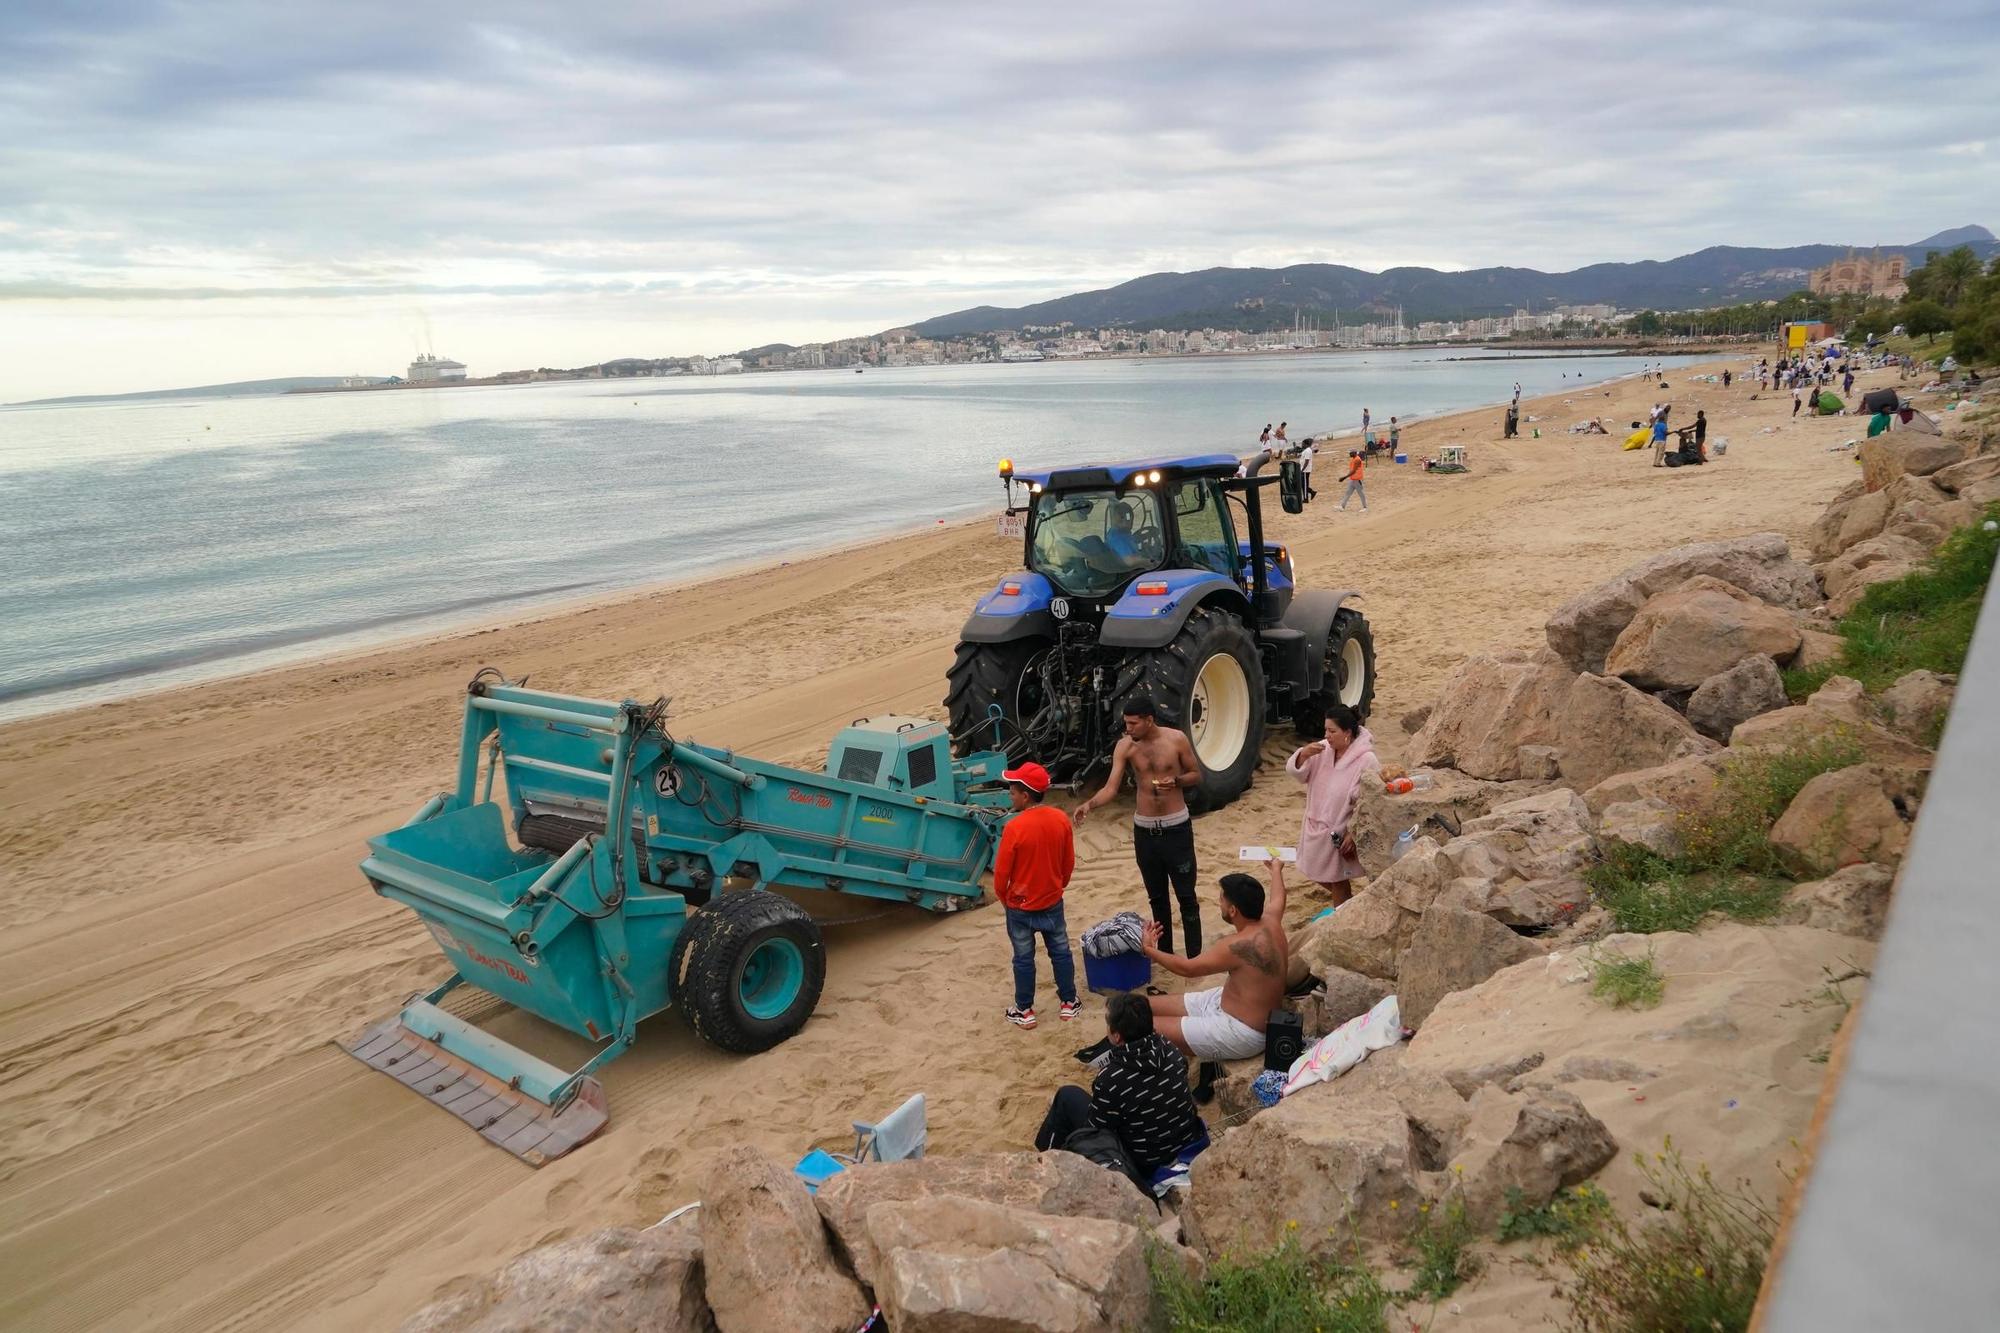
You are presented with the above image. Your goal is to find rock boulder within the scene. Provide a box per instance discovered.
[1684,653,1789,742]
[1604,576,1803,691]
[1349,766,1511,875]
[700,1148,867,1333]
[1596,797,1686,860]
[1932,452,2000,500]
[1817,532,1928,604]
[1860,435,1962,491]
[1294,966,1394,1036]
[1877,669,1956,742]
[1409,648,1576,780]
[1728,677,1935,770]
[1447,1086,1618,1228]
[1781,862,1897,940]
[814,1152,1153,1291]
[401,1225,713,1333]
[867,1197,1154,1333]
[1396,906,1545,1028]
[1555,673,1720,790]
[1545,533,1820,672]
[1768,764,1923,876]
[1182,1062,1469,1257]
[1581,750,1728,818]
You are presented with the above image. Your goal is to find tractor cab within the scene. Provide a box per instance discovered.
[1001,455,1288,617]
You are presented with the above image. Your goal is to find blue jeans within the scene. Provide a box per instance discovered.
[1006,903,1077,1011]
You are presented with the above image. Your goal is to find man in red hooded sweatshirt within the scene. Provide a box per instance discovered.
[993,762,1079,1030]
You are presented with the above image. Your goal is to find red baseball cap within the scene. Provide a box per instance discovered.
[1002,762,1051,793]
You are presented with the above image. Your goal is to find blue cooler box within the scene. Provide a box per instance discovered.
[1083,950,1151,994]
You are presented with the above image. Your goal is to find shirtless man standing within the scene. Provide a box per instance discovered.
[1073,696,1203,954]
[1140,861,1289,1062]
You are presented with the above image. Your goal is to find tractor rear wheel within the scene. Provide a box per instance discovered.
[670,890,826,1054]
[1295,607,1377,737]
[945,638,1048,758]
[1115,605,1265,813]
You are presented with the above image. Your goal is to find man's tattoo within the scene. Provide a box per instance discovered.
[1227,932,1277,975]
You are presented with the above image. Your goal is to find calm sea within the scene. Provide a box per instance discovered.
[0,348,1700,720]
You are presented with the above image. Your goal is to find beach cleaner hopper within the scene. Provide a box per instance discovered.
[343,670,1011,1163]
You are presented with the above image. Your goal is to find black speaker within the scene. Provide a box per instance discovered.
[1264,1008,1304,1070]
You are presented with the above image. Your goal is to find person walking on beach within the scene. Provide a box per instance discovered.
[1361,407,1371,438]
[1285,703,1379,906]
[1297,437,1317,499]
[1074,698,1204,956]
[1651,410,1671,466]
[1504,402,1519,438]
[1792,385,1803,418]
[1138,861,1290,1062]
[1338,450,1367,510]
[992,761,1080,1030]
[1388,416,1400,455]
[1722,368,1732,389]
[1274,421,1289,451]
[1259,423,1272,450]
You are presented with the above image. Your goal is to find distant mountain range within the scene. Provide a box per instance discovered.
[10,375,385,407]
[908,226,1998,337]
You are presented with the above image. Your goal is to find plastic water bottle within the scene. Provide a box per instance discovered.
[1390,826,1418,861]
[1409,771,1435,792]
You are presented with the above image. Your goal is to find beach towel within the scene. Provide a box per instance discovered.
[1868,412,1892,438]
[1081,910,1147,958]
[1282,994,1402,1096]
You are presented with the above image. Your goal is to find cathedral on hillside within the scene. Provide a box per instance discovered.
[1809,250,1909,300]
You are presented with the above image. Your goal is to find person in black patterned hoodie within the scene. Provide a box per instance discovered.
[1033,992,1206,1176]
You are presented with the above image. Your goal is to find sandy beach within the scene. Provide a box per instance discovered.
[0,355,1888,1329]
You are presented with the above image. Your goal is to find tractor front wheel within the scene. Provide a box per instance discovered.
[1295,607,1377,737]
[670,891,826,1053]
[1117,605,1266,814]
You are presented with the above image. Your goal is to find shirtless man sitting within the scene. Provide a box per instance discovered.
[1074,696,1204,954]
[1138,861,1289,1062]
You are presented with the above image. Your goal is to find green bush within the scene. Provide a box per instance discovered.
[1497,1183,1612,1248]
[1583,844,1787,934]
[1556,1145,1774,1333]
[1149,1235,1392,1333]
[1590,950,1665,1009]
[1406,1193,1481,1302]
[1787,503,1999,695]
[1676,733,1869,878]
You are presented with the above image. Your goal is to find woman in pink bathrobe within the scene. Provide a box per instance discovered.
[1285,703,1380,903]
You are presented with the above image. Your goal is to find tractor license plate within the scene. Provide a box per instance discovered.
[996,513,1023,539]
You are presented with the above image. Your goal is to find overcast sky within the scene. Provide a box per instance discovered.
[2,1,1995,400]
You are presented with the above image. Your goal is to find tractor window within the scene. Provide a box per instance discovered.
[1171,480,1237,579]
[1029,489,1165,598]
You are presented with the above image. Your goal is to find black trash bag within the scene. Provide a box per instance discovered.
[1061,1126,1146,1191]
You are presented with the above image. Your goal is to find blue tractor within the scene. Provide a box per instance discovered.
[946,452,1375,810]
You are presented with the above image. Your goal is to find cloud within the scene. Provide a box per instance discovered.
[1,0,1996,396]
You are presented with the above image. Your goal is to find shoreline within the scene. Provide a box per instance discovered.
[0,354,1710,727]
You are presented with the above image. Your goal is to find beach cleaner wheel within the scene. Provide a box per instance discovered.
[669,890,827,1053]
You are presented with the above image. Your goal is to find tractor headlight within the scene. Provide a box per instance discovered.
[1148,470,1162,482]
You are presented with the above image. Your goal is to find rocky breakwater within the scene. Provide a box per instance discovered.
[400,1148,1185,1333]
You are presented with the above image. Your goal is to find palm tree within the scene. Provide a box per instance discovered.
[1927,245,1982,309]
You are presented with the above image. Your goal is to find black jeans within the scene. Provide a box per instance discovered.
[1135,820,1202,955]
[1035,1084,1095,1152]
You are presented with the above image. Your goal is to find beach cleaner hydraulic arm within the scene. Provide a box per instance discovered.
[342,670,1011,1163]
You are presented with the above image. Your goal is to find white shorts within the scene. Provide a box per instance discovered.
[1180,987,1266,1061]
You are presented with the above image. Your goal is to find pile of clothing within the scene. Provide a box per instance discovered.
[1081,911,1146,958]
